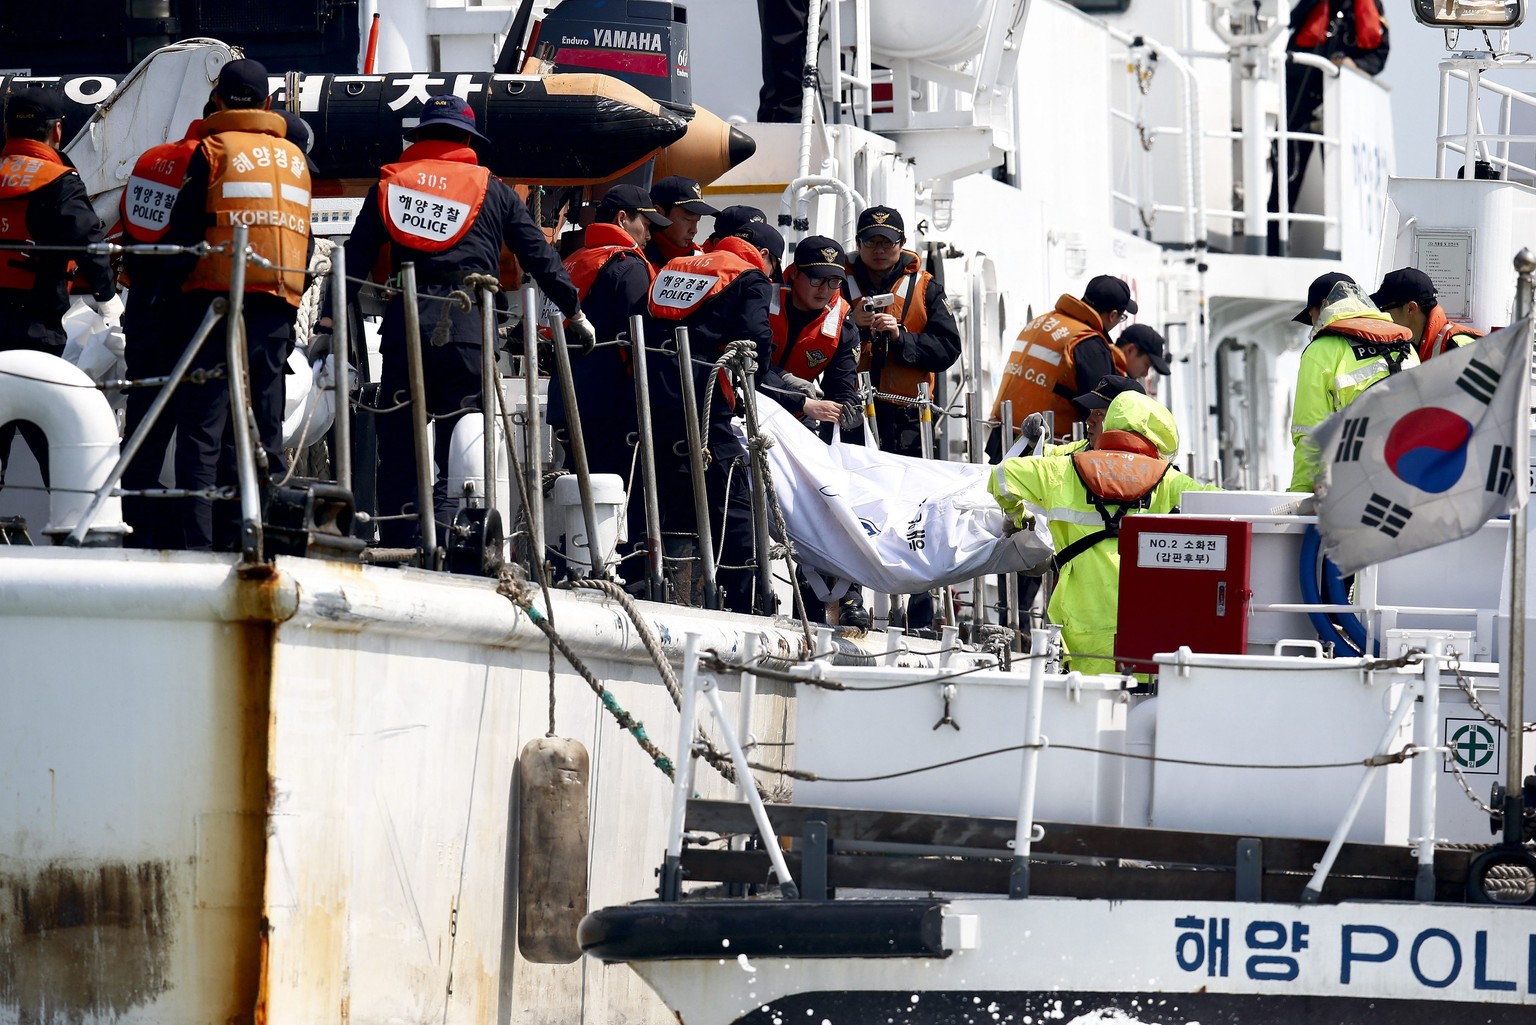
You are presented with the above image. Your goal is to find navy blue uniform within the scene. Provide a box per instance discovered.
[338,162,580,548]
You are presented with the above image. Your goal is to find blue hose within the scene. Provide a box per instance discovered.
[1299,525,1364,656]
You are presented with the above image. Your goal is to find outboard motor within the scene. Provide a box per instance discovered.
[535,0,693,114]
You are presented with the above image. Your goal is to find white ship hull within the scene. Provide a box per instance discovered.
[0,549,824,1024]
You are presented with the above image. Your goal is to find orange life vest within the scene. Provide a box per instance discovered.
[647,237,763,321]
[648,237,767,407]
[182,110,311,307]
[990,294,1128,436]
[1419,304,1481,362]
[0,139,73,292]
[378,140,490,254]
[1295,0,1383,52]
[769,272,850,381]
[846,250,935,399]
[121,122,203,244]
[1054,440,1171,572]
[564,221,652,301]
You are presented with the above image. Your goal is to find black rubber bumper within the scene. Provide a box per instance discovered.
[579,899,950,961]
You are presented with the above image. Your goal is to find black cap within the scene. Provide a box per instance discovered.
[277,110,314,154]
[1370,267,1437,311]
[4,88,65,125]
[792,235,847,280]
[214,59,270,108]
[856,205,904,242]
[1072,374,1146,412]
[407,93,489,142]
[597,184,671,227]
[734,221,784,262]
[1083,274,1138,316]
[1118,323,1171,375]
[650,175,720,215]
[1293,271,1355,324]
[709,205,767,241]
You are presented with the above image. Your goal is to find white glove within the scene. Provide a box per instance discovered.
[1019,411,1048,447]
[85,294,125,323]
[566,311,597,355]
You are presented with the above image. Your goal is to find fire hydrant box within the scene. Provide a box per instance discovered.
[1115,516,1253,673]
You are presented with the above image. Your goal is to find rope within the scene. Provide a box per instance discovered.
[569,577,759,795]
[293,236,336,344]
[497,567,674,777]
[747,740,1428,785]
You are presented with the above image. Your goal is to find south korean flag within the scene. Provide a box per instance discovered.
[1313,318,1530,573]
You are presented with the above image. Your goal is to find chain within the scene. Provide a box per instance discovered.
[1443,747,1499,815]
[1450,650,1536,733]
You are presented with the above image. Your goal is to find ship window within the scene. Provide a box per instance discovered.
[1413,0,1525,28]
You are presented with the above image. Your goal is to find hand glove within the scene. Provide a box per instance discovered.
[840,400,865,430]
[306,330,333,362]
[566,311,597,355]
[1019,411,1048,447]
[85,294,125,323]
[777,371,816,396]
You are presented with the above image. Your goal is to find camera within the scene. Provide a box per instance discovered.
[860,293,897,314]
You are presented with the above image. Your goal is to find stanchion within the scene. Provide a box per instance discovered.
[519,285,548,576]
[400,263,437,568]
[330,246,352,491]
[673,326,720,609]
[225,224,264,563]
[734,365,775,615]
[478,286,499,516]
[547,315,609,578]
[917,381,934,459]
[629,313,666,600]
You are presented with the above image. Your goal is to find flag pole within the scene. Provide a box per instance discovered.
[1501,248,1533,848]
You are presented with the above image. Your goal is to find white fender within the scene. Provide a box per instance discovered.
[0,349,126,541]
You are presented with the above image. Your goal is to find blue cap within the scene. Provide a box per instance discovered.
[408,94,489,142]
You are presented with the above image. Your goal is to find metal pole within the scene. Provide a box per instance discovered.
[1301,682,1418,902]
[673,326,720,609]
[547,315,609,578]
[917,381,934,459]
[65,300,226,547]
[661,631,705,901]
[735,368,774,614]
[400,263,438,567]
[1502,248,1533,846]
[629,313,666,600]
[858,370,878,447]
[967,389,986,626]
[330,245,352,491]
[702,678,799,898]
[225,224,264,562]
[1414,638,1443,901]
[520,285,547,577]
[1010,627,1051,899]
[479,286,498,516]
[1001,399,1015,447]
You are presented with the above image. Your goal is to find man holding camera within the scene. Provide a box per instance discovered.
[842,206,961,456]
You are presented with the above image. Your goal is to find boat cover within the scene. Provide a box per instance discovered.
[746,395,1054,595]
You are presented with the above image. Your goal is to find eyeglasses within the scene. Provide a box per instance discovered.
[859,237,899,250]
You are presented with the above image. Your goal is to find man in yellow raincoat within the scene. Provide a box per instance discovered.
[989,392,1216,674]
[1288,272,1417,492]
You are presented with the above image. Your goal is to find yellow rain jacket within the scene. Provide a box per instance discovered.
[1289,285,1416,492]
[989,393,1216,674]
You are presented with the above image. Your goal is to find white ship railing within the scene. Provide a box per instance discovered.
[1436,58,1536,182]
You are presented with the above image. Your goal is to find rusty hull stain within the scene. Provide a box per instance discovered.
[232,570,278,1025]
[0,859,175,1021]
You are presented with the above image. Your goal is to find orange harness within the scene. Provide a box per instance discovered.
[0,140,72,291]
[378,141,491,253]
